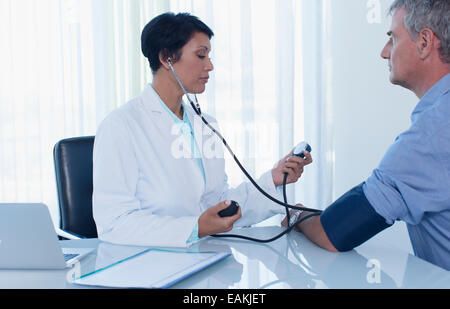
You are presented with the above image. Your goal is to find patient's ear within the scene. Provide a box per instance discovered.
[416,28,436,60]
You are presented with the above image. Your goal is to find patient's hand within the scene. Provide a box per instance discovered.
[281,207,305,232]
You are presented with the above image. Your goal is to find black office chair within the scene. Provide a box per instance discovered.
[53,136,97,239]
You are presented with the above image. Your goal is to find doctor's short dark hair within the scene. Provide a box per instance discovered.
[141,12,214,73]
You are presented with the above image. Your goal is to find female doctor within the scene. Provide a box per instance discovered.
[92,12,312,248]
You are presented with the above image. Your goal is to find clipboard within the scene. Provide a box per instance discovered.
[73,248,230,289]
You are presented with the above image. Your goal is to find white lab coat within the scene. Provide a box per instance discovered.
[93,84,283,248]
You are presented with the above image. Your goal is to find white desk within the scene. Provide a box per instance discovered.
[0,226,448,289]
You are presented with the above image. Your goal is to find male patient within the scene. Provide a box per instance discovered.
[284,0,450,270]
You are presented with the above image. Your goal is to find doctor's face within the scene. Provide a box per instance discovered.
[171,32,214,94]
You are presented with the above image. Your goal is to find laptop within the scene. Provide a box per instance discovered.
[0,203,94,269]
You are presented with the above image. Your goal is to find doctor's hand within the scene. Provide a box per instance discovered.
[198,201,242,238]
[272,150,313,187]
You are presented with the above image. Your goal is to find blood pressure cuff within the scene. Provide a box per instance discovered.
[320,184,392,252]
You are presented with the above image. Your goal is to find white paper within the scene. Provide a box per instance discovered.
[74,249,230,289]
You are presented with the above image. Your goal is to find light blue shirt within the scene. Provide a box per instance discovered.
[363,74,450,270]
[151,86,204,244]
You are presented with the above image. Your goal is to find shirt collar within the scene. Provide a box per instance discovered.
[148,84,189,125]
[411,73,450,122]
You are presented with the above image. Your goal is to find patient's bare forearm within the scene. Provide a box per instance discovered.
[297,213,338,252]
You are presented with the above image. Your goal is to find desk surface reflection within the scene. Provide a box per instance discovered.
[0,226,448,289]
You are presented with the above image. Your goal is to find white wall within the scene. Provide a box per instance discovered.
[328,0,417,254]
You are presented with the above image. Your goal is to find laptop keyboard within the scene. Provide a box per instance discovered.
[64,253,79,262]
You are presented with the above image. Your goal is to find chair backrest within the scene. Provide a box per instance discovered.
[53,136,97,238]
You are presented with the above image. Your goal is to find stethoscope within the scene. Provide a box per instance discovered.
[167,58,322,243]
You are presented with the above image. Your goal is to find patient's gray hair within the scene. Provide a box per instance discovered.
[389,0,450,63]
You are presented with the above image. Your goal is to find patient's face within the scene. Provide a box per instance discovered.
[380,8,420,90]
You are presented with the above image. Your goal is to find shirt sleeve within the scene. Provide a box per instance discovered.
[363,119,450,226]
